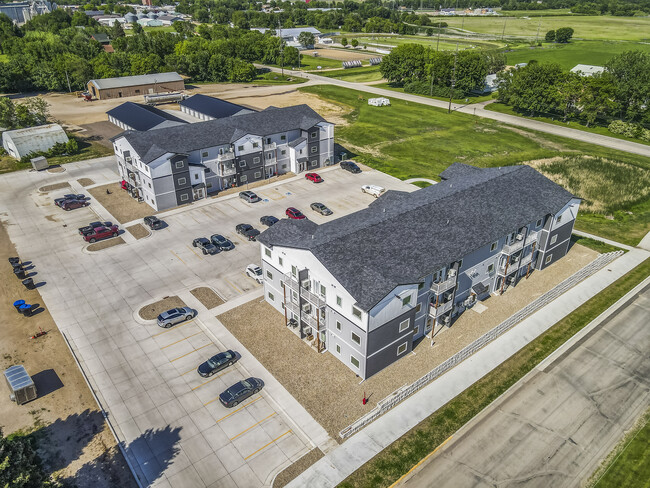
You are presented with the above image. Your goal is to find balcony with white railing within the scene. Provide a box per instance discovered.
[429,299,453,318]
[526,231,539,245]
[497,259,520,276]
[283,273,299,293]
[502,238,524,255]
[265,142,277,151]
[300,286,326,309]
[217,151,235,163]
[519,253,533,267]
[219,165,237,177]
[265,155,277,166]
[430,275,457,295]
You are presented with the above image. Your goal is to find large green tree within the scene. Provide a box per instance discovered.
[0,429,60,488]
[605,50,650,123]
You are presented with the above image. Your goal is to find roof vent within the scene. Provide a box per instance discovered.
[311,235,314,239]
[383,208,386,212]
[446,219,450,225]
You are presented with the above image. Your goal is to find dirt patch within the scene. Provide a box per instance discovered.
[215,173,296,197]
[139,296,187,321]
[190,287,225,310]
[39,182,70,193]
[88,183,156,224]
[217,243,598,440]
[311,47,378,61]
[77,178,95,187]
[47,166,65,173]
[125,224,149,240]
[86,237,125,252]
[273,448,324,488]
[0,222,136,487]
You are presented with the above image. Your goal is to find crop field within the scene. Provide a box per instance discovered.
[299,85,650,245]
[505,40,650,69]
[441,15,650,41]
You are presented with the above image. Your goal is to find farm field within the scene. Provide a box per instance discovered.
[441,14,650,41]
[299,85,650,245]
[344,34,502,51]
[505,40,650,69]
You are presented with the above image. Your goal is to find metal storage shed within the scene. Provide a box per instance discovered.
[2,123,69,159]
[4,365,37,405]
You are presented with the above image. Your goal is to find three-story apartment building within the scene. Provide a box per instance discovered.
[111,104,334,211]
[257,164,580,379]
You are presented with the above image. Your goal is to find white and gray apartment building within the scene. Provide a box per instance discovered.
[110,104,334,211]
[257,164,581,379]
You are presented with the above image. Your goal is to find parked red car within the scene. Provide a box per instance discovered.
[61,199,90,211]
[83,225,119,243]
[286,207,306,220]
[305,172,323,183]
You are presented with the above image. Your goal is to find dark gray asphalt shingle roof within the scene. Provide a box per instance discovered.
[107,102,187,131]
[180,94,255,119]
[258,164,575,311]
[114,104,326,163]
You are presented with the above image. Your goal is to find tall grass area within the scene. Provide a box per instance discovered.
[316,66,384,82]
[299,85,650,245]
[505,40,650,70]
[339,258,650,488]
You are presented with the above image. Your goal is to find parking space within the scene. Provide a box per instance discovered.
[0,158,416,487]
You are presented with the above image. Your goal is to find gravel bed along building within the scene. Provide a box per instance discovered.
[190,287,225,309]
[88,183,158,224]
[86,236,125,252]
[125,223,150,240]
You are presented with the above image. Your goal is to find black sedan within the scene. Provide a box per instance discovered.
[54,194,86,207]
[197,350,238,377]
[210,234,234,251]
[78,221,113,235]
[192,237,220,255]
[340,160,361,174]
[260,215,279,227]
[219,377,264,408]
[235,224,261,241]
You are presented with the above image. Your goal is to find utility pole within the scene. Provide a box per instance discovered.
[64,69,72,93]
[430,64,435,96]
[437,21,441,51]
[501,17,507,40]
[535,17,541,44]
[278,19,284,76]
[448,42,458,114]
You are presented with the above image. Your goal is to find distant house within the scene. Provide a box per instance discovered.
[0,0,56,25]
[570,64,605,77]
[157,14,182,25]
[137,18,163,27]
[472,73,499,94]
[179,94,255,121]
[91,33,110,44]
[87,72,184,100]
[251,27,321,48]
[107,102,187,131]
[2,124,68,159]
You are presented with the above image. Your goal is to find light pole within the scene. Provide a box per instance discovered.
[448,43,458,114]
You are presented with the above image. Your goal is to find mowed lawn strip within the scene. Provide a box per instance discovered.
[339,258,650,488]
[298,85,650,245]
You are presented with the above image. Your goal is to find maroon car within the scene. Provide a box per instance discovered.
[305,172,323,183]
[83,225,119,243]
[286,207,306,220]
[62,199,90,211]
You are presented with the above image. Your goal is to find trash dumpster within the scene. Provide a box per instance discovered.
[19,304,31,315]
[22,278,35,290]
[13,300,25,312]
[14,267,25,279]
[4,365,37,405]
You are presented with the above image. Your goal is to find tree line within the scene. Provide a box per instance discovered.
[497,51,650,130]
[379,43,506,97]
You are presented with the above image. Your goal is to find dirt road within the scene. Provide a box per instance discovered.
[0,221,136,487]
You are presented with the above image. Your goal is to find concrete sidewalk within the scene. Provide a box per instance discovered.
[287,246,649,488]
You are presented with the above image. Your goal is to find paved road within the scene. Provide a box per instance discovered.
[260,66,650,158]
[400,286,650,488]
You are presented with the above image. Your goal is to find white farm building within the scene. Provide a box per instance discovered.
[2,124,68,159]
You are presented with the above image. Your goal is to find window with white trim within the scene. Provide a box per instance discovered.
[350,356,359,368]
[336,344,341,354]
[311,146,317,153]
[240,175,247,182]
[175,161,184,169]
[399,319,410,333]
[266,270,273,280]
[351,332,360,344]
[254,171,261,179]
[336,296,342,307]
[490,241,498,252]
[268,292,274,301]
[252,142,259,148]
[536,218,543,227]
[238,145,244,151]
[397,342,407,355]
[239,161,246,167]
[291,265,297,277]
[265,248,271,258]
[402,294,412,307]
[336,321,341,331]
[550,235,558,245]
[320,284,326,297]
[488,263,494,273]
[416,303,422,313]
[545,254,553,264]
[253,157,260,164]
[177,177,186,185]
[311,131,317,138]
[180,193,189,202]
[352,306,362,320]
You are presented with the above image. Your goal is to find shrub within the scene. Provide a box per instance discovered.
[403,80,464,99]
[608,120,643,139]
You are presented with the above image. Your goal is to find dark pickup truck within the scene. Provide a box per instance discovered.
[235,224,261,241]
[79,221,113,236]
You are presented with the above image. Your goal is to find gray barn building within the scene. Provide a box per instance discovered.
[87,72,184,100]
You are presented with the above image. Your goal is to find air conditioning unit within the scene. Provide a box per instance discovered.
[302,303,311,314]
[125,157,132,162]
[442,316,451,325]
[303,327,312,336]
[463,296,475,306]
[448,269,457,277]
[516,233,524,241]
[301,280,311,290]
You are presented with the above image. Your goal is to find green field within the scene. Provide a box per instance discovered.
[505,40,650,69]
[590,409,650,488]
[441,15,650,41]
[345,34,502,51]
[296,53,343,70]
[315,66,384,82]
[299,85,650,245]
[252,72,307,85]
[377,82,494,104]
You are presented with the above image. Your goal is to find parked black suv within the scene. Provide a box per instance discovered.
[144,216,163,230]
[235,224,261,241]
[260,215,279,227]
[340,160,361,174]
[210,234,234,251]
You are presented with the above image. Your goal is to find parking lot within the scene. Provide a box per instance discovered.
[0,157,417,487]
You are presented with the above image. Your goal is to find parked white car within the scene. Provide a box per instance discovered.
[361,184,386,198]
[246,264,263,284]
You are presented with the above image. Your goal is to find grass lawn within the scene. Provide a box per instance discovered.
[252,71,307,85]
[0,139,112,174]
[296,54,343,70]
[377,82,495,104]
[441,15,650,41]
[315,66,384,82]
[485,102,650,147]
[589,409,650,488]
[505,40,650,70]
[140,25,177,34]
[339,257,650,488]
[299,84,650,245]
[348,34,501,51]
[570,235,624,254]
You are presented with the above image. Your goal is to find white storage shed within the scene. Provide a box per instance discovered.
[2,123,69,159]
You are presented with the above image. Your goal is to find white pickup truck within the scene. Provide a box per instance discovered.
[361,184,386,198]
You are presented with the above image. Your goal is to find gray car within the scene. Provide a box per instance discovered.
[239,191,260,203]
[157,307,196,328]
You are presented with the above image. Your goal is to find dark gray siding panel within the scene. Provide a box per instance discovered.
[175,187,192,205]
[236,151,264,172]
[545,221,574,253]
[367,307,416,355]
[170,154,188,174]
[540,238,571,270]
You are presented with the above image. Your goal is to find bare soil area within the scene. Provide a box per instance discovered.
[88,183,156,224]
[39,182,70,193]
[0,222,136,487]
[86,236,125,252]
[139,296,187,321]
[311,47,378,61]
[218,243,598,440]
[77,121,124,148]
[77,178,95,187]
[190,287,225,310]
[273,448,324,488]
[125,224,149,240]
